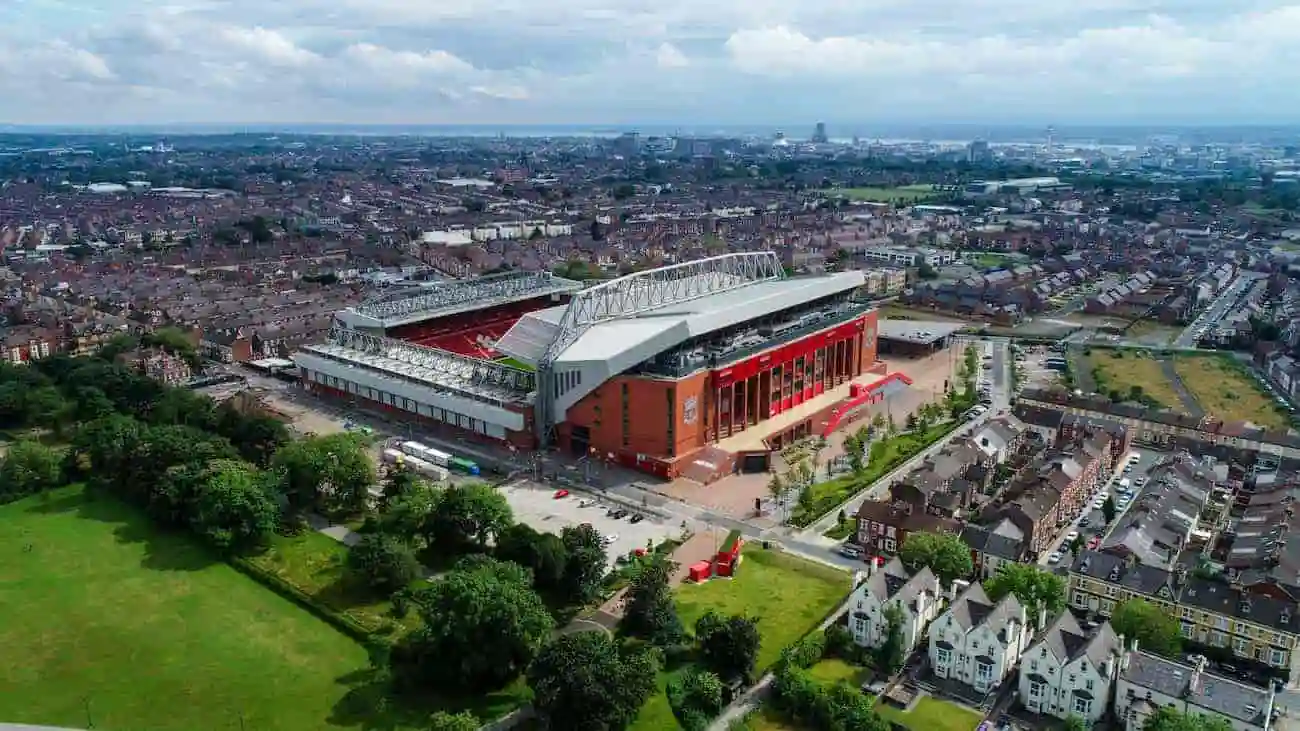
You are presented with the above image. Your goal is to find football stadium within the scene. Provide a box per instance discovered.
[293,252,911,478]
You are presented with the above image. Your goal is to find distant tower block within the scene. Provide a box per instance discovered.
[812,121,829,144]
[1045,125,1056,158]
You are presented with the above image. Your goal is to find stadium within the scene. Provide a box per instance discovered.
[292,252,910,478]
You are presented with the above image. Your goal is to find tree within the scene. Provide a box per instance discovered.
[767,472,785,511]
[379,465,424,510]
[983,563,1066,624]
[695,611,761,684]
[871,412,886,432]
[349,532,421,594]
[187,459,278,552]
[0,439,63,503]
[495,523,568,596]
[619,556,684,646]
[1141,706,1233,731]
[376,489,440,545]
[876,604,906,674]
[270,432,375,515]
[899,531,973,585]
[1111,598,1182,656]
[1102,495,1117,524]
[559,523,607,604]
[1064,715,1088,731]
[425,482,513,553]
[392,557,554,693]
[528,631,658,731]
[214,404,289,466]
[428,711,481,731]
[667,668,725,731]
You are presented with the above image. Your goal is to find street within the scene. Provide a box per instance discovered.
[1035,448,1166,567]
[1172,273,1257,348]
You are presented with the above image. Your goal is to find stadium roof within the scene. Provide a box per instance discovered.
[338,270,584,330]
[500,261,868,423]
[876,319,966,344]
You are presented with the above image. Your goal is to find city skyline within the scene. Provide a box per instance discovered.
[4,0,1300,126]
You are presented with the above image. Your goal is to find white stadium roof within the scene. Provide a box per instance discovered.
[300,253,871,436]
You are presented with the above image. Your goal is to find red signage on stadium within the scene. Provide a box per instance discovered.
[711,317,865,389]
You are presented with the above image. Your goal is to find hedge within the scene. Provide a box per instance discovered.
[228,555,377,643]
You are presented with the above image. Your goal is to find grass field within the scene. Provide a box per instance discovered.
[0,486,528,731]
[1174,355,1289,430]
[875,696,983,731]
[1088,349,1181,408]
[0,486,377,731]
[497,357,537,372]
[738,686,979,731]
[245,530,422,634]
[628,548,850,731]
[825,185,937,204]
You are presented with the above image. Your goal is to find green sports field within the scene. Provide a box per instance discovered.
[0,486,379,731]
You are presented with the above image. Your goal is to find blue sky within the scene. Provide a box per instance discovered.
[2,0,1300,125]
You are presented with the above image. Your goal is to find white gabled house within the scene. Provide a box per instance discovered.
[1018,612,1123,724]
[928,582,1031,694]
[848,557,944,652]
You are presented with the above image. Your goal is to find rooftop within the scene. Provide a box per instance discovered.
[877,319,966,344]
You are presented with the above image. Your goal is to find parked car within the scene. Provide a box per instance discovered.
[1048,551,1063,564]
[839,544,864,559]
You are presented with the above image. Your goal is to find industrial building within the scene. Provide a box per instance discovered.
[293,253,901,478]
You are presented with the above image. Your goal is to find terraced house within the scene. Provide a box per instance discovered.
[1069,551,1300,686]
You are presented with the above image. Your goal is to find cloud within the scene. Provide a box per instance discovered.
[655,43,690,69]
[0,0,1299,124]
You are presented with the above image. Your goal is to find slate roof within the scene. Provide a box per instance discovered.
[1121,651,1272,728]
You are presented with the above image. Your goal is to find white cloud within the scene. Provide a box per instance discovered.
[655,43,689,69]
[1,0,1300,124]
[218,26,320,68]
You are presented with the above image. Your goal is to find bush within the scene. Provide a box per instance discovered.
[781,632,827,671]
[228,556,375,642]
[347,533,421,596]
[823,623,855,660]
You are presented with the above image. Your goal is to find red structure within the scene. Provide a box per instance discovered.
[714,536,744,578]
[388,297,556,358]
[820,372,915,437]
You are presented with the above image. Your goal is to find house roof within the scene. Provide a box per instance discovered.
[1121,651,1272,728]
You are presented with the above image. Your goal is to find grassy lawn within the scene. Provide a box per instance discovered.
[0,486,529,731]
[0,486,377,731]
[628,548,850,731]
[676,548,849,671]
[876,696,983,731]
[808,658,868,685]
[496,356,537,372]
[1087,349,1181,408]
[245,530,422,634]
[967,252,1019,269]
[1174,355,1289,430]
[826,185,937,204]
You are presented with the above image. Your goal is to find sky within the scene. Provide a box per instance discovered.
[2,0,1300,127]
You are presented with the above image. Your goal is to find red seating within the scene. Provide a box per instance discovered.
[388,298,553,358]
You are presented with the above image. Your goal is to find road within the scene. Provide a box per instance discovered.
[799,337,1014,538]
[1173,274,1256,348]
[1035,448,1165,567]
